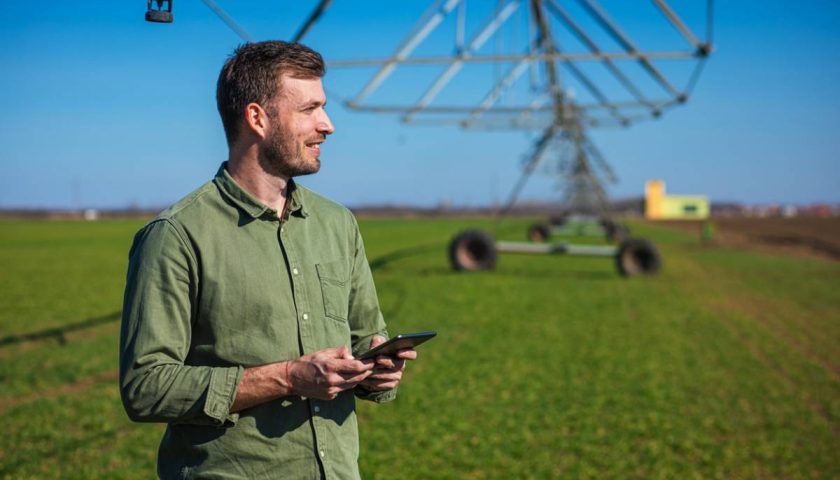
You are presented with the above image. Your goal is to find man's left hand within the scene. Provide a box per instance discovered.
[358,335,417,391]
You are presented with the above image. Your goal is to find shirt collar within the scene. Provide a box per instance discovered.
[213,162,307,220]
[286,179,307,218]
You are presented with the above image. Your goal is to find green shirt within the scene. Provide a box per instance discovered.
[120,164,394,480]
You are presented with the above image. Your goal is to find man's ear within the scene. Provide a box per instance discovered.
[243,103,270,140]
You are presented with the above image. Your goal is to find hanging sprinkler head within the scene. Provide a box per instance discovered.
[145,0,173,23]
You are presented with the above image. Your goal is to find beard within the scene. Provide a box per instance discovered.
[258,122,322,178]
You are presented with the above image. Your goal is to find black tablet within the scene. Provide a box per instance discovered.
[357,331,437,360]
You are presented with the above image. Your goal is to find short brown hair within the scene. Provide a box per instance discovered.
[216,41,325,145]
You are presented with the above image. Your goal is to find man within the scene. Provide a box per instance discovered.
[120,41,416,480]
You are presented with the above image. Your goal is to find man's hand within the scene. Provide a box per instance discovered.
[287,346,374,400]
[358,335,417,392]
[232,346,374,412]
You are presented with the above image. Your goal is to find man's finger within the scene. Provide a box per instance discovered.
[335,370,372,385]
[365,371,402,382]
[359,378,399,391]
[333,358,374,374]
[374,356,406,370]
[373,355,397,369]
[395,348,417,360]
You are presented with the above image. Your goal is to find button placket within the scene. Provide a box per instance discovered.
[280,222,314,356]
[279,215,330,472]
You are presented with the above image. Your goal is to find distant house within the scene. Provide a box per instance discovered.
[645,180,709,220]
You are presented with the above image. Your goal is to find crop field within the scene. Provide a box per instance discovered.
[0,217,838,479]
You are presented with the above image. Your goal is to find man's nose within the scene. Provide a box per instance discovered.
[317,111,335,135]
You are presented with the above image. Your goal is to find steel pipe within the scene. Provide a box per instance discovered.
[496,241,617,256]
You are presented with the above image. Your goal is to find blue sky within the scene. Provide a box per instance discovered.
[0,1,838,209]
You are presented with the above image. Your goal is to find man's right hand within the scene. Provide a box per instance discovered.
[286,346,374,400]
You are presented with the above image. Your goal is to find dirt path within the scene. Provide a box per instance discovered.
[650,217,840,261]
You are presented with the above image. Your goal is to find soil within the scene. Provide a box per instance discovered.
[649,217,840,261]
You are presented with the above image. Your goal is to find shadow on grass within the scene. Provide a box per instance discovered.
[378,281,409,321]
[0,310,121,348]
[369,243,446,272]
[369,243,448,319]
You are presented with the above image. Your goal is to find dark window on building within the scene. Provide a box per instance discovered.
[684,204,699,214]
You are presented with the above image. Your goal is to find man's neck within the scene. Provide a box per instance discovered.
[227,151,289,216]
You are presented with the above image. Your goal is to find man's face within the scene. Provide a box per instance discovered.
[261,75,334,178]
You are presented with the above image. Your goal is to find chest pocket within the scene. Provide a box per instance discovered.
[316,259,350,322]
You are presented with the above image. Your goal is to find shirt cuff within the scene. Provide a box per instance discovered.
[354,385,398,404]
[203,365,244,426]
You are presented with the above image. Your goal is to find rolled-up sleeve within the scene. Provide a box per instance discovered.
[346,215,398,404]
[119,219,243,426]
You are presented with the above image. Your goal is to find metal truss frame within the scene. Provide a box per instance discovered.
[322,0,713,131]
[308,0,714,217]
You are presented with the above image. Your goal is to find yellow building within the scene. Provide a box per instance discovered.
[645,180,709,220]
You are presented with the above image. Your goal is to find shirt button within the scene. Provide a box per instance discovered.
[302,313,309,320]
[313,405,320,413]
[319,450,325,458]
[292,268,299,275]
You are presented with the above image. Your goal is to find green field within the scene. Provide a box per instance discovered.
[1,218,838,479]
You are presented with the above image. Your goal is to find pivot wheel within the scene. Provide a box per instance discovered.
[527,223,551,242]
[616,238,661,276]
[449,229,497,271]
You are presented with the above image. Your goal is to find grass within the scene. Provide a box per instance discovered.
[0,217,838,479]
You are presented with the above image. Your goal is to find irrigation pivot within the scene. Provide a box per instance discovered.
[322,0,713,275]
[144,1,714,275]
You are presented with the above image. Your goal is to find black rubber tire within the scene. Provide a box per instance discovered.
[449,229,497,271]
[527,223,551,242]
[616,238,661,276]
